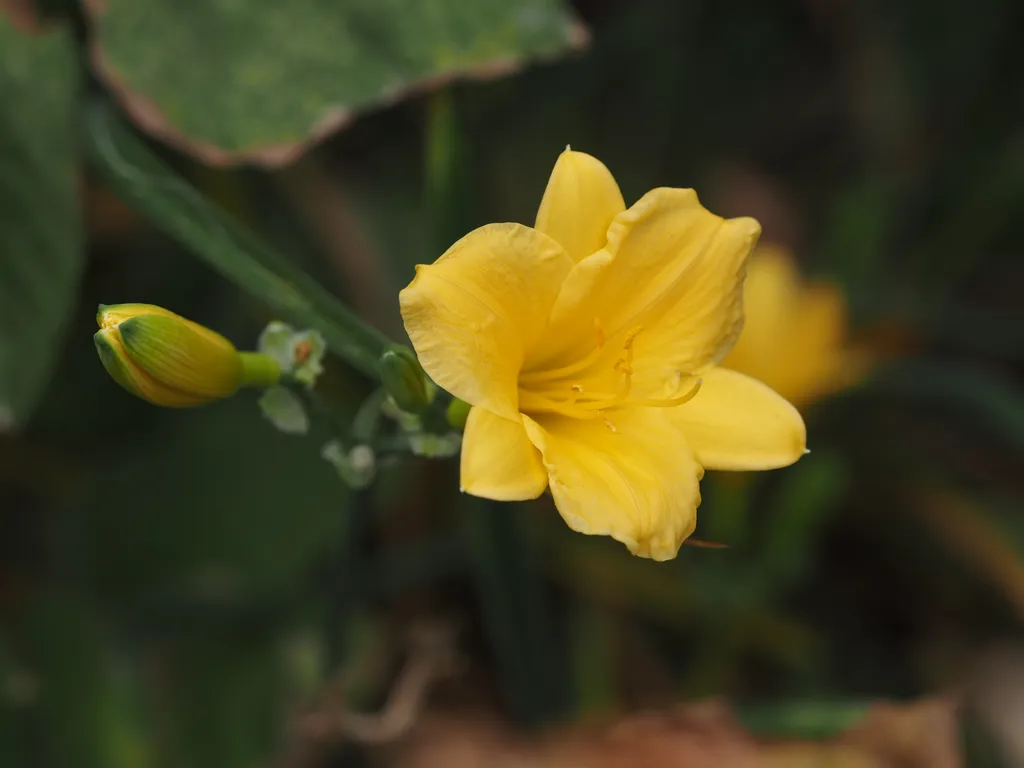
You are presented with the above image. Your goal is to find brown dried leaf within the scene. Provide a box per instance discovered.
[0,0,41,33]
[393,698,960,768]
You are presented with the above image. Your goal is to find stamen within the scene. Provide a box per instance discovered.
[518,390,604,420]
[519,344,604,384]
[518,327,704,420]
[622,325,643,350]
[629,377,703,408]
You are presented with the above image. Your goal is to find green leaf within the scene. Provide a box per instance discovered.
[0,17,82,428]
[461,498,571,724]
[10,591,154,768]
[258,385,309,435]
[758,452,848,591]
[81,395,349,605]
[162,633,286,768]
[85,103,391,378]
[86,0,586,165]
[865,359,1024,455]
[737,699,873,740]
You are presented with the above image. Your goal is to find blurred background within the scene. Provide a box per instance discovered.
[2,0,1023,765]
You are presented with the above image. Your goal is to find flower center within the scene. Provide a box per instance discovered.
[518,318,702,424]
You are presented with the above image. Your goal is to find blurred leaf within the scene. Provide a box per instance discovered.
[960,713,1009,768]
[461,498,570,724]
[163,632,285,768]
[0,638,30,767]
[913,490,1024,621]
[866,359,1024,454]
[738,699,872,740]
[86,0,586,166]
[85,103,391,377]
[910,136,1024,303]
[818,175,894,307]
[80,394,349,606]
[13,591,153,768]
[0,17,81,428]
[569,602,617,717]
[258,385,309,435]
[758,452,849,591]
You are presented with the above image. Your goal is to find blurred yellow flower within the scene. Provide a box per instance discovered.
[722,247,866,407]
[400,149,806,560]
[95,303,280,407]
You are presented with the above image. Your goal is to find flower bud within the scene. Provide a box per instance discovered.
[94,303,280,407]
[321,440,376,489]
[378,345,432,414]
[446,398,471,430]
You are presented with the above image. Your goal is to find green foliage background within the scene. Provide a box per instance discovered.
[1,0,1022,765]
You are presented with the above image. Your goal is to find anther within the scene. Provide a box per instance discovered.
[603,419,617,433]
[622,326,643,350]
[571,384,585,395]
[593,317,606,349]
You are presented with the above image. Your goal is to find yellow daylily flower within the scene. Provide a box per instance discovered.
[722,246,868,407]
[400,149,806,560]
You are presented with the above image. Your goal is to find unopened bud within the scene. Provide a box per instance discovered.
[446,398,471,430]
[378,345,432,414]
[94,303,280,407]
[321,441,376,489]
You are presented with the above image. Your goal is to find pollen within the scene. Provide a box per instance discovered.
[571,384,585,395]
[294,340,312,365]
[603,419,617,433]
[622,326,643,350]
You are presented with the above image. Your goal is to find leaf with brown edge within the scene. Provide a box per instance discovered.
[83,0,588,167]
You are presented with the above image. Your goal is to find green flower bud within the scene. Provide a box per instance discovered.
[321,440,376,489]
[378,345,432,414]
[446,398,471,430]
[94,303,280,407]
[408,432,461,459]
[257,321,326,387]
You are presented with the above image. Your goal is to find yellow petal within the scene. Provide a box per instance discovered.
[531,189,760,397]
[790,283,847,363]
[461,407,548,501]
[535,148,626,263]
[94,328,208,407]
[671,367,806,471]
[724,247,854,406]
[399,223,573,419]
[721,246,801,381]
[97,302,181,329]
[118,314,243,399]
[522,408,702,560]
[768,284,850,405]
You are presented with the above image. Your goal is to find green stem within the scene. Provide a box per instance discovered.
[238,352,281,389]
[83,99,392,379]
[460,497,570,724]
